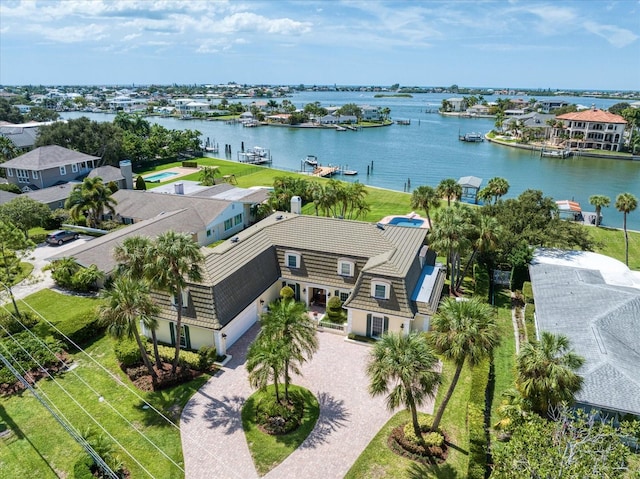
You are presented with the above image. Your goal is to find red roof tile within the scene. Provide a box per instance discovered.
[557,109,627,124]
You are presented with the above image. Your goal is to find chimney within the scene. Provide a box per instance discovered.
[291,195,302,214]
[174,182,184,195]
[119,160,133,189]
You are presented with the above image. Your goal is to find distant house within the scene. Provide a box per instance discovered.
[466,104,490,116]
[503,112,555,140]
[529,249,640,417]
[319,114,358,124]
[538,100,570,113]
[0,145,100,191]
[360,105,381,121]
[446,98,467,112]
[0,121,55,152]
[552,108,627,152]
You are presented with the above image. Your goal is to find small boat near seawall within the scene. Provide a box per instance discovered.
[541,148,571,159]
[459,132,484,142]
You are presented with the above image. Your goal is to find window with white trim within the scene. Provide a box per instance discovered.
[32,170,38,179]
[338,259,354,277]
[224,218,233,230]
[371,315,385,338]
[6,168,12,177]
[371,280,391,299]
[339,291,350,302]
[59,166,66,175]
[234,213,242,226]
[16,169,29,183]
[285,252,300,269]
[179,326,187,348]
[71,163,78,173]
[171,289,189,308]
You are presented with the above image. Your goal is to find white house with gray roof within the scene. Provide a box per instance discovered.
[529,248,640,417]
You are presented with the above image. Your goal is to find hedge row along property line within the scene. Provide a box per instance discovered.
[467,358,490,479]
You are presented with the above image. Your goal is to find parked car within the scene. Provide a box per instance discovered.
[46,230,79,246]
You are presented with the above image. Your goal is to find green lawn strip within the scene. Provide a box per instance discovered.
[345,361,472,479]
[241,384,319,476]
[590,227,640,270]
[3,290,208,478]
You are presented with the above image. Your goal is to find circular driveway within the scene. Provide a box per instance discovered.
[180,326,436,479]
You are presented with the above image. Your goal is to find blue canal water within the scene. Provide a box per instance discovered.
[62,92,640,230]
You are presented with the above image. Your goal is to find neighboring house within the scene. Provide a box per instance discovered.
[538,100,570,113]
[465,104,490,116]
[529,248,640,417]
[318,114,358,124]
[446,98,467,112]
[0,145,100,191]
[360,105,381,121]
[503,112,555,140]
[24,181,81,210]
[552,108,627,152]
[87,165,129,190]
[148,213,444,355]
[0,121,54,152]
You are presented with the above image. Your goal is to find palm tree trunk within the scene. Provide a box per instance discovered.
[407,392,423,441]
[624,213,629,266]
[272,366,280,403]
[171,288,183,375]
[151,329,162,368]
[133,326,158,382]
[283,359,290,402]
[456,247,478,291]
[431,361,464,432]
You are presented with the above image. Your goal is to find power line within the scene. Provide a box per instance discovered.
[0,341,119,479]
[10,298,247,479]
[0,321,157,478]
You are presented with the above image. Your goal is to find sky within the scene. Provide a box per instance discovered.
[1,0,639,90]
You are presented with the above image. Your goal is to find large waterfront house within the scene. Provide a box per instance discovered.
[445,97,467,112]
[551,108,627,152]
[529,249,640,417]
[0,145,101,191]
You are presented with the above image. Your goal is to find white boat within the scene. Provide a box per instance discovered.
[343,169,358,176]
[336,126,347,131]
[459,132,484,142]
[304,155,318,167]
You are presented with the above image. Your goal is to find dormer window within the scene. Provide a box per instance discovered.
[59,166,66,175]
[371,279,391,300]
[72,163,78,173]
[171,289,189,308]
[285,251,300,269]
[338,259,354,277]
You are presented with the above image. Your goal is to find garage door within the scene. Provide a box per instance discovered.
[222,302,258,349]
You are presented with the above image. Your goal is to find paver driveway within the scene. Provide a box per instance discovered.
[181,326,436,479]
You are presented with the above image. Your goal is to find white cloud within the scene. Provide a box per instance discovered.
[583,21,638,47]
[218,12,312,35]
[35,23,108,43]
[122,33,142,41]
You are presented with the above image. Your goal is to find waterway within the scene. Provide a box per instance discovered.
[62,92,640,230]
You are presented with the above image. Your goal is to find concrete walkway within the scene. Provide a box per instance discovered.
[180,327,436,479]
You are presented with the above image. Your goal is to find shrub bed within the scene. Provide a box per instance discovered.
[388,417,449,464]
[0,310,39,337]
[254,392,305,435]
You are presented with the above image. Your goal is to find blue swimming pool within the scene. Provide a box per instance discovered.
[144,171,179,182]
[387,217,425,227]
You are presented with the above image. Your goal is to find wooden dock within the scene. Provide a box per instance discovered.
[312,166,339,177]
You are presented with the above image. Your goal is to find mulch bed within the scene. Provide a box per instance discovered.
[122,362,201,392]
[387,423,449,465]
[0,352,70,396]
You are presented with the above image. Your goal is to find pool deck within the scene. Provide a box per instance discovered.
[379,212,431,229]
[141,166,200,183]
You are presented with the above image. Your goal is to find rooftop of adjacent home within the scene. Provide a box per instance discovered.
[556,108,627,124]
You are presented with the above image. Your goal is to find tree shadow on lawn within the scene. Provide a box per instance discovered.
[406,462,459,479]
[297,391,350,449]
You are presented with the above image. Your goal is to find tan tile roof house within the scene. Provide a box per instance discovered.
[552,108,627,152]
[146,212,445,355]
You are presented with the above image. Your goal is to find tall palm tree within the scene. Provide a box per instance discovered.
[429,297,499,432]
[588,195,610,227]
[410,185,440,227]
[113,236,162,367]
[615,192,638,266]
[436,178,462,207]
[260,297,318,401]
[456,212,502,291]
[0,136,19,164]
[367,332,441,441]
[516,332,584,417]
[486,177,510,204]
[146,231,203,374]
[99,276,160,383]
[429,204,472,293]
[65,177,117,228]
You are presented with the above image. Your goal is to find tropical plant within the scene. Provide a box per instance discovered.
[145,230,203,374]
[0,136,19,164]
[456,211,502,291]
[428,297,498,432]
[65,177,117,228]
[615,192,638,266]
[367,332,441,442]
[259,295,318,401]
[515,331,584,417]
[0,220,34,315]
[246,333,288,403]
[199,166,220,186]
[485,177,509,204]
[436,178,462,207]
[0,196,51,238]
[588,194,610,227]
[410,185,440,227]
[99,276,160,382]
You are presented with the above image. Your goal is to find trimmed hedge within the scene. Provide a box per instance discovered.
[181,160,198,168]
[155,344,201,370]
[52,309,104,348]
[114,338,142,367]
[467,358,490,479]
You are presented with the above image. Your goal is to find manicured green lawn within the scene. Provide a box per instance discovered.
[241,384,319,475]
[589,226,640,270]
[0,292,210,478]
[345,360,472,479]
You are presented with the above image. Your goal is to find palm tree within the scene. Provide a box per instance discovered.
[260,297,318,401]
[516,332,584,417]
[65,177,117,228]
[588,195,610,227]
[429,204,472,293]
[456,212,502,291]
[0,136,19,165]
[429,297,499,432]
[99,276,160,383]
[246,334,288,403]
[199,166,220,186]
[436,178,462,207]
[146,231,203,374]
[615,192,638,266]
[410,185,440,227]
[113,236,162,367]
[367,332,441,441]
[486,177,509,204]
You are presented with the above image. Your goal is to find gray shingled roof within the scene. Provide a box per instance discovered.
[24,181,80,204]
[87,166,124,183]
[0,127,38,149]
[0,190,19,205]
[529,255,640,415]
[1,145,100,170]
[112,189,230,225]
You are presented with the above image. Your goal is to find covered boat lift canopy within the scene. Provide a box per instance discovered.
[457,176,483,204]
